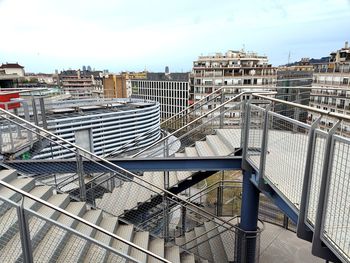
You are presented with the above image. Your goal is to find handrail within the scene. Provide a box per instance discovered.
[0,180,171,263]
[103,86,227,158]
[137,180,242,229]
[132,91,257,157]
[253,93,350,122]
[0,107,242,232]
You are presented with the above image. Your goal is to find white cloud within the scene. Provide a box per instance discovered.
[0,0,349,72]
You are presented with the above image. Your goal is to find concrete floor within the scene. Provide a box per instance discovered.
[260,223,324,263]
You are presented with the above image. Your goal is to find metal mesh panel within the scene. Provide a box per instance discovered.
[234,225,262,263]
[264,113,310,210]
[246,105,265,169]
[306,130,327,227]
[322,137,350,262]
[139,102,243,158]
[0,199,24,262]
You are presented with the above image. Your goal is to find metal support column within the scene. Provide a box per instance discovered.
[237,170,260,263]
[311,121,341,262]
[17,200,33,263]
[76,151,86,201]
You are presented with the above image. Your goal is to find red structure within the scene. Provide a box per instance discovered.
[0,92,20,110]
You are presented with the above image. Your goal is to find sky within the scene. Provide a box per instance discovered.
[0,0,349,73]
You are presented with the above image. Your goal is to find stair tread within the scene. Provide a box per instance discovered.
[112,224,134,251]
[204,221,228,262]
[0,185,52,238]
[195,141,215,157]
[176,171,192,182]
[148,238,165,263]
[216,129,241,151]
[169,171,178,187]
[57,209,102,262]
[0,193,70,262]
[165,245,180,263]
[194,226,213,261]
[130,231,149,262]
[0,178,34,199]
[0,169,17,182]
[185,231,198,254]
[181,253,196,263]
[33,201,87,263]
[175,236,186,246]
[214,218,236,262]
[174,152,186,157]
[206,135,232,156]
[84,216,119,263]
[185,147,198,157]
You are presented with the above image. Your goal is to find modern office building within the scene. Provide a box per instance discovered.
[308,42,350,132]
[30,98,160,159]
[131,71,190,120]
[58,69,103,99]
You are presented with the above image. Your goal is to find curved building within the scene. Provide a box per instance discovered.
[33,98,160,159]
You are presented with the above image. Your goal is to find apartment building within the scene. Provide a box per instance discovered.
[276,59,313,122]
[308,42,350,132]
[103,72,146,99]
[190,50,277,125]
[0,63,25,77]
[59,69,103,99]
[131,71,190,120]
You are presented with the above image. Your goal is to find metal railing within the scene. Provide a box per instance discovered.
[103,85,228,158]
[0,106,245,250]
[244,93,350,263]
[0,179,169,263]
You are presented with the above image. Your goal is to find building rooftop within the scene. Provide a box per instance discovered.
[0,63,24,69]
[134,72,189,82]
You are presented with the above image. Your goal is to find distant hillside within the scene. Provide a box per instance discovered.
[283,56,330,66]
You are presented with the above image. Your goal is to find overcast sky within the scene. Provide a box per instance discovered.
[1,0,349,73]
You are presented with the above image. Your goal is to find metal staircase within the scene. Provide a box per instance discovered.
[2,88,350,262]
[0,168,194,262]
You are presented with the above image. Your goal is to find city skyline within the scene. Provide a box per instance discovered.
[0,0,349,73]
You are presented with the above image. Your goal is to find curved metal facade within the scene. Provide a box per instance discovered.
[33,98,160,159]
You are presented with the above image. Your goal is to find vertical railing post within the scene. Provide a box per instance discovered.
[38,97,47,130]
[219,91,225,128]
[311,121,341,262]
[76,150,86,201]
[258,105,271,189]
[242,100,251,170]
[21,101,33,146]
[5,104,15,152]
[297,116,321,241]
[180,206,186,236]
[31,97,42,147]
[17,199,33,263]
[163,139,170,242]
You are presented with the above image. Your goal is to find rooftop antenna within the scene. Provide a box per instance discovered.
[287,51,291,65]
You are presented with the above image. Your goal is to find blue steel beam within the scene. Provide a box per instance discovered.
[249,171,299,224]
[4,157,242,174]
